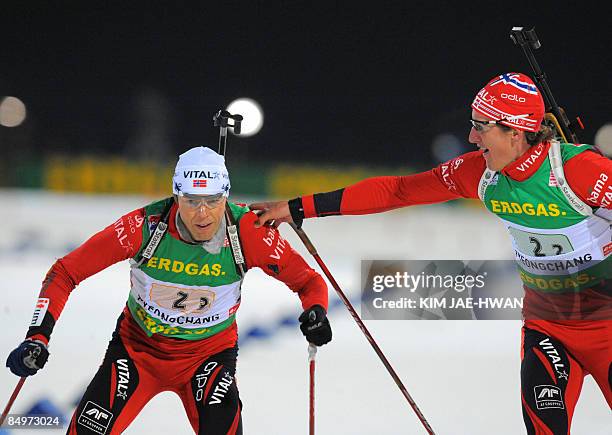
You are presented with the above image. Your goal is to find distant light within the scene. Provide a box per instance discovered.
[431,133,463,163]
[226,98,263,137]
[0,96,27,127]
[594,123,612,157]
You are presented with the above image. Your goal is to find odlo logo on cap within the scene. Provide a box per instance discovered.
[501,93,526,102]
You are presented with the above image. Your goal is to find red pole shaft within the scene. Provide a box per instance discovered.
[309,360,315,435]
[0,377,26,426]
[291,224,436,435]
[308,343,317,435]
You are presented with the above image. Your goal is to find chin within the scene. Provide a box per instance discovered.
[195,231,214,241]
[485,158,502,171]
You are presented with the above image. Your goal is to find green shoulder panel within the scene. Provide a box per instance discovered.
[134,197,174,259]
[560,143,594,163]
[143,197,174,222]
[228,202,250,224]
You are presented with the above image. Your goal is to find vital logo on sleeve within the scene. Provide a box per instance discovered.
[587,173,612,208]
[30,298,49,327]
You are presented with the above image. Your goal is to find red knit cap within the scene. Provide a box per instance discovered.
[471,72,545,132]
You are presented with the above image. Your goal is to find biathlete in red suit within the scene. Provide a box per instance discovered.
[6,147,332,434]
[252,73,612,435]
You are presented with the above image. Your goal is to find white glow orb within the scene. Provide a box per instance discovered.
[226,98,263,136]
[0,96,27,127]
[594,123,612,157]
[432,133,463,163]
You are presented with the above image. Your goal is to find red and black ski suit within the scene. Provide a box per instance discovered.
[25,204,328,434]
[294,144,611,434]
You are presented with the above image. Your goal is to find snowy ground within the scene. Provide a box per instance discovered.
[0,190,609,434]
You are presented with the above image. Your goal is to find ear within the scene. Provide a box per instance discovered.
[510,129,526,147]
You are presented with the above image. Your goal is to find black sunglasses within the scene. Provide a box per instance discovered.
[469,118,505,132]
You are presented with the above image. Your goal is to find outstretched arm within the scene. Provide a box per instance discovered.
[252,151,485,227]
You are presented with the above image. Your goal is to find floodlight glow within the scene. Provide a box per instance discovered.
[0,96,27,127]
[595,123,612,157]
[226,98,263,136]
[431,133,463,163]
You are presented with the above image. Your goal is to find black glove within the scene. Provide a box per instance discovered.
[6,340,49,377]
[298,305,332,346]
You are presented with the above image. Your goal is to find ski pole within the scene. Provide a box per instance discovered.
[290,223,436,435]
[0,377,26,427]
[308,343,317,435]
[212,109,248,277]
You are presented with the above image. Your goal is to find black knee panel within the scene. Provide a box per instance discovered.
[191,347,242,435]
[521,328,572,435]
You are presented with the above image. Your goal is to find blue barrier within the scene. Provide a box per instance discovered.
[239,293,358,346]
[24,398,66,426]
[53,292,360,414]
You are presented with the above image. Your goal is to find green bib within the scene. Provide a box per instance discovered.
[127,198,250,339]
[481,143,611,293]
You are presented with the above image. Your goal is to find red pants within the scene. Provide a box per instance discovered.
[521,319,611,434]
[67,310,242,434]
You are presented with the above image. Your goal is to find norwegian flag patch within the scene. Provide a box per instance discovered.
[489,73,539,95]
[193,179,207,188]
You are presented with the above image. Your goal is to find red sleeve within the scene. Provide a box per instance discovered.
[302,151,486,217]
[239,211,328,311]
[26,208,146,344]
[564,150,612,209]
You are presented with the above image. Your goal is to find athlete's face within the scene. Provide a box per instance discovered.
[177,194,227,242]
[468,110,529,171]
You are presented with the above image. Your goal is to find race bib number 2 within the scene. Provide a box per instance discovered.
[508,228,573,257]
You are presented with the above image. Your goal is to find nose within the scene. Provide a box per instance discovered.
[468,127,480,145]
[195,205,210,216]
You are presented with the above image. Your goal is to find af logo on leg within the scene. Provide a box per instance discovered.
[78,401,114,434]
[534,385,564,410]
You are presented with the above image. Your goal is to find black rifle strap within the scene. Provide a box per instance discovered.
[225,203,247,277]
[135,198,174,267]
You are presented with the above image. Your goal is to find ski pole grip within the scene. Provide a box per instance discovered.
[290,223,318,256]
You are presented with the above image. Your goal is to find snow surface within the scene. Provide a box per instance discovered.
[0,190,609,434]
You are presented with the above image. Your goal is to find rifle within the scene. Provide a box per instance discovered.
[510,27,584,143]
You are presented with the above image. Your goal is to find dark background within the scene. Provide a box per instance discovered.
[2,1,610,168]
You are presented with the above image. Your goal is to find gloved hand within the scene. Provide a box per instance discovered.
[6,340,49,377]
[298,305,332,346]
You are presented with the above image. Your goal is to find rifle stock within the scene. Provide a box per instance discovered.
[510,27,583,143]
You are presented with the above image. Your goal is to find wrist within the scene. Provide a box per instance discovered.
[26,334,49,346]
[288,197,305,226]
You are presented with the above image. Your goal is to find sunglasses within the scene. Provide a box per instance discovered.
[469,118,505,132]
[179,193,225,210]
